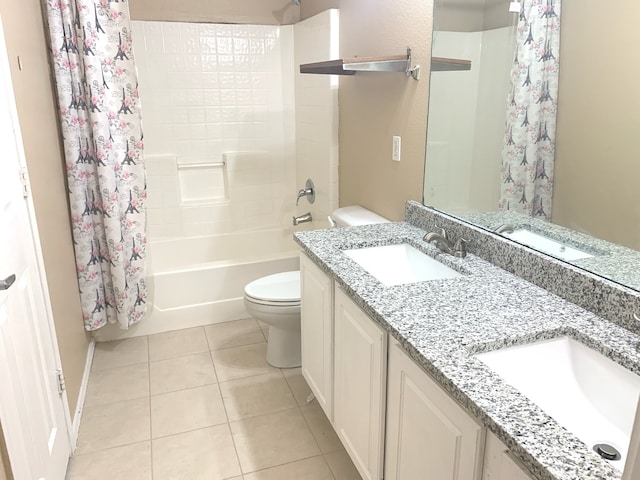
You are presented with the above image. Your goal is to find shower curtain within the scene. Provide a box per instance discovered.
[45,0,147,331]
[499,0,561,220]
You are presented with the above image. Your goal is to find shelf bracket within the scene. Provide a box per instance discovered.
[406,48,421,81]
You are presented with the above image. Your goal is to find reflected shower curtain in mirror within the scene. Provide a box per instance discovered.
[45,0,146,331]
[499,0,561,220]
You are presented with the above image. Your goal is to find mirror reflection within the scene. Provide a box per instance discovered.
[423,0,640,291]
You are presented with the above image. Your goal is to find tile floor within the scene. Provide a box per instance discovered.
[66,318,362,480]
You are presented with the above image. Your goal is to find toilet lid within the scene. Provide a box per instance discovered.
[244,271,300,303]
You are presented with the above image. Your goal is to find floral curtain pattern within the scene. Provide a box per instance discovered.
[499,0,561,220]
[45,0,146,331]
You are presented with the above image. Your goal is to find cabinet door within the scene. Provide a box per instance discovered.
[334,286,387,480]
[300,254,334,420]
[385,339,485,480]
[483,431,535,480]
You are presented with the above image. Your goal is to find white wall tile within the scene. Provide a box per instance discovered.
[133,19,296,239]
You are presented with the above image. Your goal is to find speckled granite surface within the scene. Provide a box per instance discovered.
[294,220,640,480]
[406,202,640,335]
[461,210,640,292]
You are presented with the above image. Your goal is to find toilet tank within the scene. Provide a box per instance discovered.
[329,206,390,227]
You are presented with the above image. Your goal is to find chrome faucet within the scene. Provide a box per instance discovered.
[296,179,315,206]
[423,227,468,258]
[293,212,312,226]
[495,224,516,234]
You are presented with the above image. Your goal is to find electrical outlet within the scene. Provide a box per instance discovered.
[392,136,401,161]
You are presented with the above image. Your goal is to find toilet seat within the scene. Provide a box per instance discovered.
[244,271,300,307]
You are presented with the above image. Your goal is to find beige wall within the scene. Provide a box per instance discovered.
[129,0,300,25]
[436,4,484,31]
[0,0,88,422]
[300,0,339,21]
[434,0,511,33]
[553,0,640,250]
[338,0,432,220]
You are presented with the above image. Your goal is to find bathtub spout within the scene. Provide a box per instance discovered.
[293,212,312,226]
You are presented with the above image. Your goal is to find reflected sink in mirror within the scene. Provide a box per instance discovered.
[502,228,594,262]
[475,336,640,471]
[343,243,463,286]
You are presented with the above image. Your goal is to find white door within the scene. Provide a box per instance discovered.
[385,339,484,480]
[300,254,334,421]
[334,286,387,480]
[0,12,71,480]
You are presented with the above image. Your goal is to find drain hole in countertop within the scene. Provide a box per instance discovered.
[592,443,621,461]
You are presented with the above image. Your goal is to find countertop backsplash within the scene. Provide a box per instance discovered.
[406,201,640,335]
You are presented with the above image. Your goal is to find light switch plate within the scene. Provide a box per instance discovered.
[392,136,401,161]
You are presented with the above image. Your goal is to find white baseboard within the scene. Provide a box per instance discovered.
[71,338,95,451]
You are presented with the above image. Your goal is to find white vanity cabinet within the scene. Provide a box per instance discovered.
[300,254,537,480]
[334,286,387,480]
[300,254,335,420]
[385,338,485,480]
[482,431,536,480]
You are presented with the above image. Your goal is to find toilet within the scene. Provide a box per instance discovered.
[243,206,389,368]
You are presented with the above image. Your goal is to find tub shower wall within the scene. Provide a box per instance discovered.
[133,20,297,238]
[94,21,299,341]
[95,15,339,340]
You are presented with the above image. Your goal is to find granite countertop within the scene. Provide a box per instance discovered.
[294,221,640,480]
[462,210,640,292]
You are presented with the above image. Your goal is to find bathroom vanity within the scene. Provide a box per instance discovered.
[295,201,640,480]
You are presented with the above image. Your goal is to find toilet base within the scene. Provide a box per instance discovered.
[265,325,301,368]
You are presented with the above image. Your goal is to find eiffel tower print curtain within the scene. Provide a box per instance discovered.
[499,0,561,220]
[45,0,147,331]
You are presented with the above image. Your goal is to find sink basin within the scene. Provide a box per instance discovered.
[503,228,593,261]
[343,243,462,286]
[475,336,640,471]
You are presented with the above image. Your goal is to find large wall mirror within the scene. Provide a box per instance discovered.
[423,0,640,292]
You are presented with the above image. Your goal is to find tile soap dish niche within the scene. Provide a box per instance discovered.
[177,158,228,205]
[300,47,422,80]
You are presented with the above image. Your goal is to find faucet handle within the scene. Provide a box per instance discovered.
[453,238,468,258]
[434,224,449,240]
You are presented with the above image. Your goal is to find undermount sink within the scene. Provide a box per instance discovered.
[343,243,462,286]
[475,336,640,471]
[503,228,593,261]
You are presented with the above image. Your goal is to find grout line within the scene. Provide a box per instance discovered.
[298,401,323,456]
[241,453,329,477]
[214,364,243,475]
[209,339,267,353]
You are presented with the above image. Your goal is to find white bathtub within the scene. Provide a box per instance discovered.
[93,228,300,341]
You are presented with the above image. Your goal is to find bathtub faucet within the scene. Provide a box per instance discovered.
[293,212,312,226]
[296,179,315,206]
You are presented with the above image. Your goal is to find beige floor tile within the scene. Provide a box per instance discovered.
[230,408,321,473]
[76,397,150,454]
[152,425,241,480]
[258,320,269,339]
[92,336,148,371]
[324,450,362,480]
[220,372,296,421]
[151,384,227,438]
[150,352,217,395]
[212,343,278,382]
[301,401,342,454]
[148,327,209,361]
[243,456,334,480]
[66,441,151,480]
[205,318,266,351]
[282,367,313,407]
[85,363,149,407]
